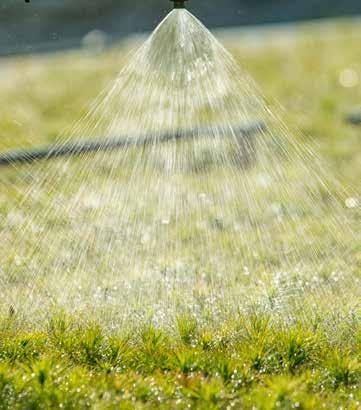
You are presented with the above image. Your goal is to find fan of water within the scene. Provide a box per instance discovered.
[0,9,359,333]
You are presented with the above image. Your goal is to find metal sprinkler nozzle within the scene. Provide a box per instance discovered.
[171,0,188,9]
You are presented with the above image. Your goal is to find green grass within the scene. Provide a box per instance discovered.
[0,18,360,409]
[0,313,360,409]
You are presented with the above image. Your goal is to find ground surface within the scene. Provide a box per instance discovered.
[0,19,360,409]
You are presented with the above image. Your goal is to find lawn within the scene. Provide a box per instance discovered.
[0,18,360,409]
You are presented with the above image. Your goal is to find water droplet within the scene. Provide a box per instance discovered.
[339,68,359,88]
[345,197,358,209]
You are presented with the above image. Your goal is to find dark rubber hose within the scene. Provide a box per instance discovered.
[0,122,265,167]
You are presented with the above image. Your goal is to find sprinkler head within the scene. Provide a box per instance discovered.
[171,0,188,9]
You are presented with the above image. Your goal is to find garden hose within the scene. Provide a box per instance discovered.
[0,122,264,167]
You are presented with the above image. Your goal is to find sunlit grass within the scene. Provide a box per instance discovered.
[0,313,360,409]
[0,18,360,409]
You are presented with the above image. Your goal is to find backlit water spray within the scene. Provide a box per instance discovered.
[0,2,359,335]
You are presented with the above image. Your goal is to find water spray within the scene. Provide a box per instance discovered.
[1,0,358,340]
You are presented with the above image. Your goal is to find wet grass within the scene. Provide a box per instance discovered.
[0,18,360,409]
[0,313,360,409]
